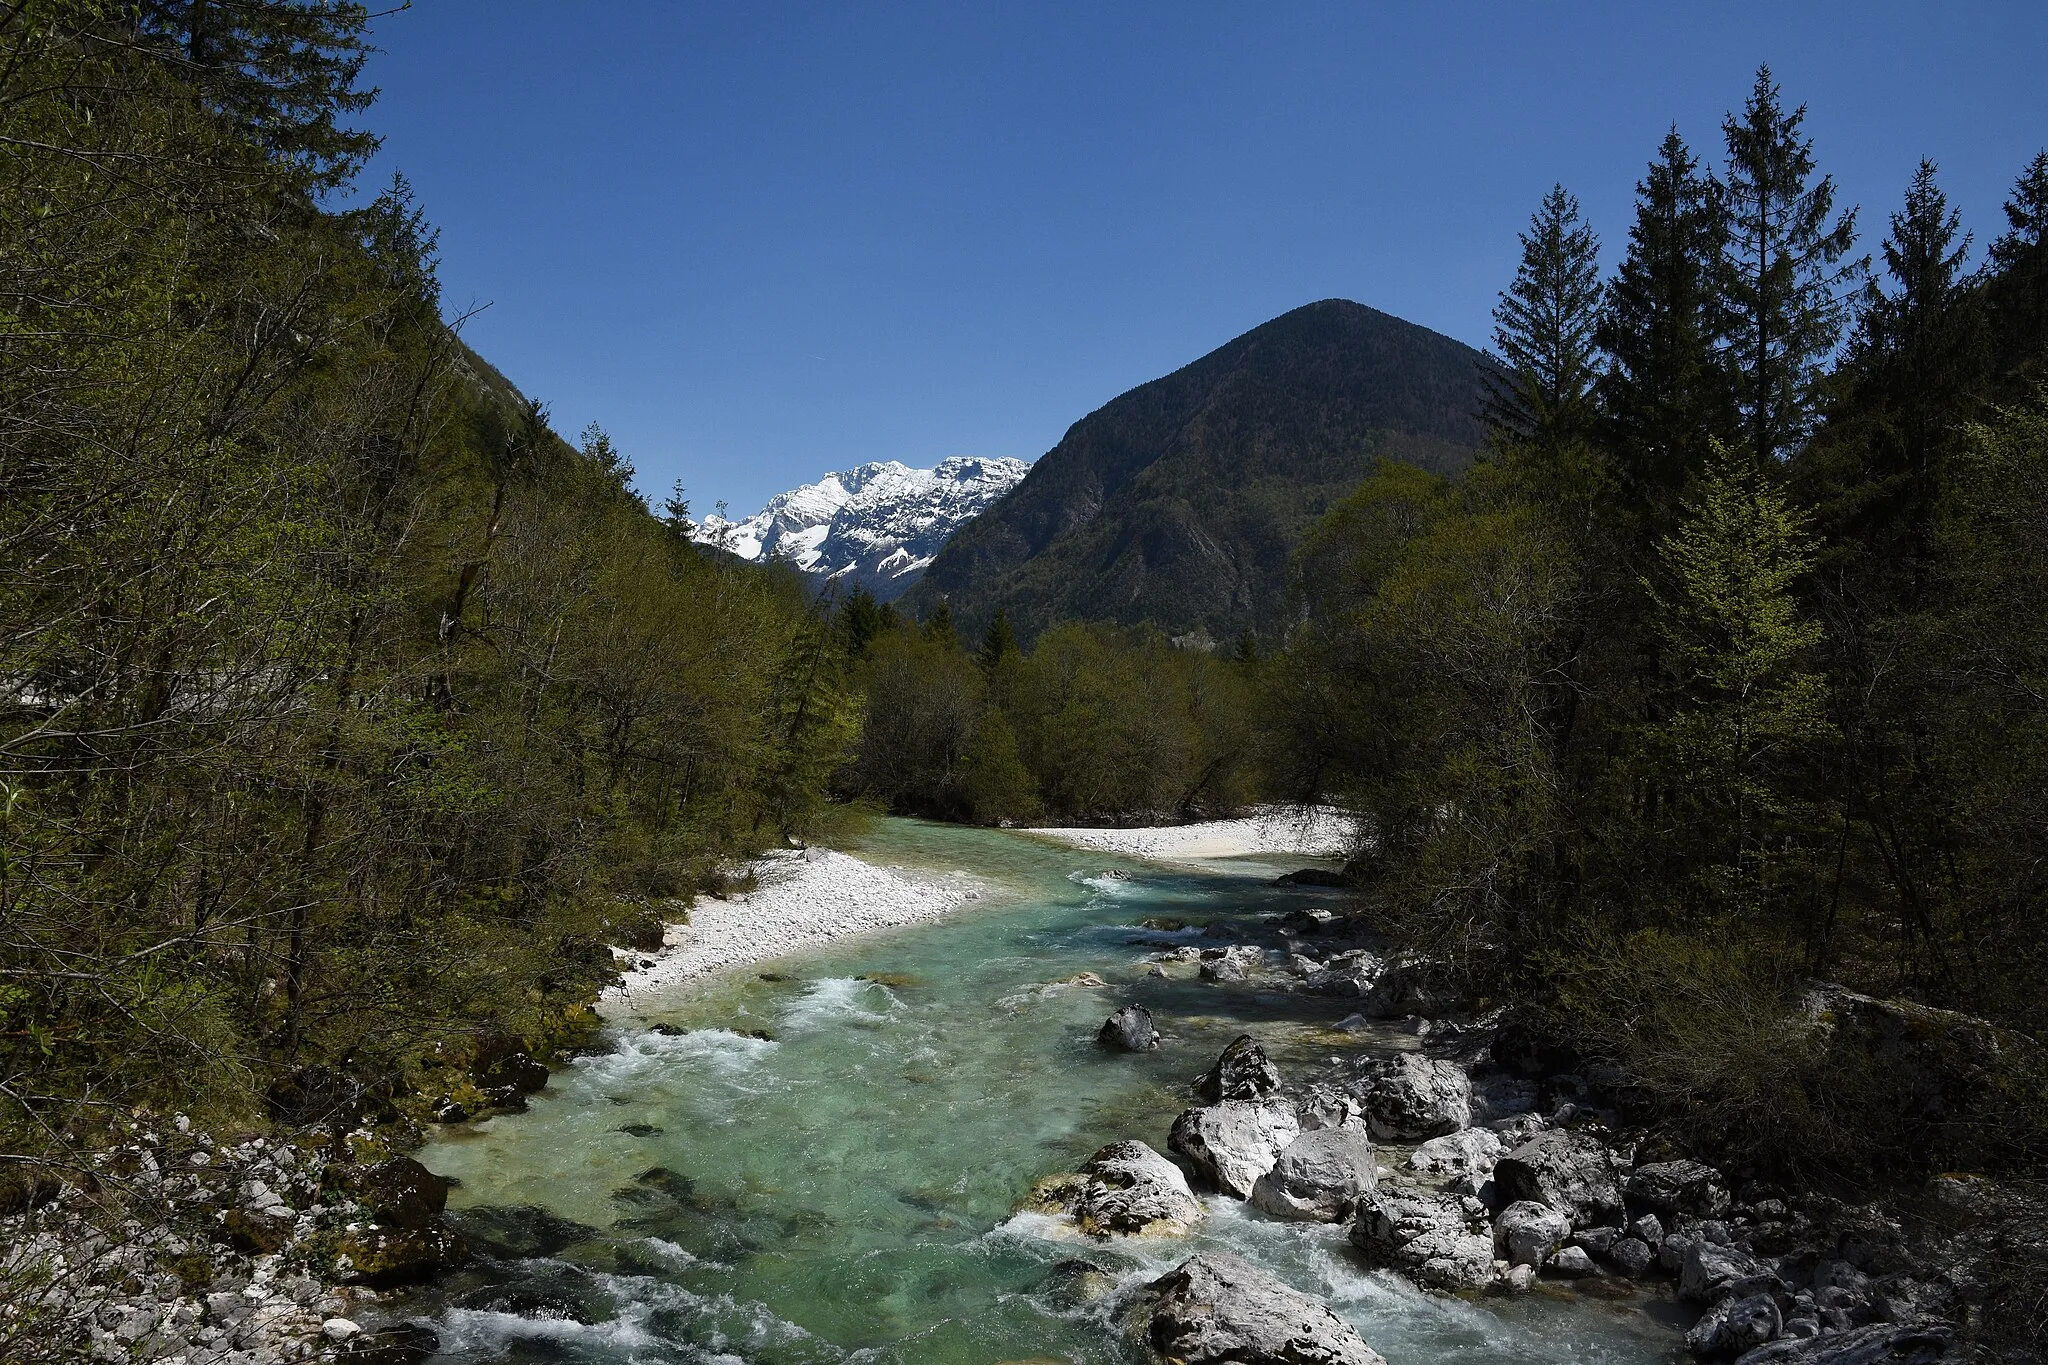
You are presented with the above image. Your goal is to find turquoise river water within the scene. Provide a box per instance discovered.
[398,818,1684,1364]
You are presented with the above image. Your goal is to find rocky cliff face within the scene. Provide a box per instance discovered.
[693,456,1028,600]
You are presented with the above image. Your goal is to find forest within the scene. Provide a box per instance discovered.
[0,1,860,1166]
[5,1,2048,1352]
[854,70,2048,1200]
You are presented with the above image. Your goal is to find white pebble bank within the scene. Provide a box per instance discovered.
[601,848,984,1016]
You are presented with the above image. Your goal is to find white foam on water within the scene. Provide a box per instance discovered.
[780,976,900,1031]
[574,1028,779,1091]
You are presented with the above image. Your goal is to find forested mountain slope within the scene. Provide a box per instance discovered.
[907,299,1492,641]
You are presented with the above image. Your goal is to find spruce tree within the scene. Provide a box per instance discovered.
[1485,185,1604,452]
[135,0,379,192]
[976,609,1019,672]
[1987,151,2048,384]
[1598,129,1736,514]
[1839,159,1986,575]
[1720,67,1862,464]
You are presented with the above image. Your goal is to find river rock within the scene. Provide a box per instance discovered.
[1305,951,1384,998]
[339,1323,441,1365]
[335,1224,469,1287]
[1356,1054,1472,1140]
[1493,1129,1623,1228]
[1196,1035,1284,1103]
[1034,1140,1205,1238]
[1097,1004,1161,1051]
[1249,1128,1377,1221]
[1494,1200,1572,1268]
[341,1157,450,1230]
[1350,1188,1496,1291]
[1133,1252,1388,1365]
[1731,1323,1956,1365]
[1687,1293,1783,1357]
[1200,945,1265,983]
[1170,1102,1300,1197]
[1626,1159,1731,1217]
[1681,1241,1781,1304]
[1360,954,1456,1019]
[1409,1127,1503,1195]
[1546,1245,1596,1277]
[1609,1235,1656,1278]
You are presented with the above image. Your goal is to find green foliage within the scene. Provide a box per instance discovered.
[908,300,1493,644]
[0,7,855,1156]
[1720,66,1863,464]
[1486,186,1604,451]
[844,621,1251,826]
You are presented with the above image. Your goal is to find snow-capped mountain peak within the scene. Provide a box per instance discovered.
[692,456,1028,599]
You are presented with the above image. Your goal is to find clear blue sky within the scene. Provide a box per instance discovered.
[360,1,2048,517]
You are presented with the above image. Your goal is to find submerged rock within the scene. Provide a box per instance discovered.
[1249,1127,1377,1222]
[1196,1035,1284,1103]
[1027,1140,1205,1238]
[1169,1102,1300,1198]
[1132,1252,1388,1365]
[1350,1188,1496,1291]
[1097,1004,1162,1052]
[1356,1053,1472,1140]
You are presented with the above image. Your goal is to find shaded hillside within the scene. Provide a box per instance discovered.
[908,300,1492,641]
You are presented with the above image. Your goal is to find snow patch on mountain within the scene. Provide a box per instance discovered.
[693,457,1028,600]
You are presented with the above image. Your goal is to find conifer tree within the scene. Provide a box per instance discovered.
[1839,160,1986,574]
[976,609,1019,672]
[1598,129,1736,513]
[1486,185,1605,452]
[1987,151,2048,383]
[1720,67,1862,464]
[135,0,379,191]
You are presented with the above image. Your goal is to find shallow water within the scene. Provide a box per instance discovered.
[401,818,1682,1364]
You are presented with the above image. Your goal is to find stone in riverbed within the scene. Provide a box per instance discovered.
[1350,1188,1496,1291]
[1494,1199,1571,1268]
[1409,1127,1503,1199]
[1026,1140,1205,1238]
[1131,1252,1388,1365]
[1196,1035,1284,1103]
[1249,1127,1377,1222]
[1731,1323,1956,1365]
[1492,1129,1624,1229]
[1356,1053,1472,1140]
[1626,1158,1731,1217]
[1680,1241,1781,1304]
[1608,1235,1656,1278]
[1097,1004,1161,1051]
[1169,1102,1300,1197]
[1687,1293,1782,1358]
[1199,945,1264,982]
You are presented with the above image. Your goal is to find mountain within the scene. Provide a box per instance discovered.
[693,456,1030,600]
[906,300,1493,642]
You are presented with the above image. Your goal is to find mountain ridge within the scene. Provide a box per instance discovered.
[907,299,1494,641]
[694,455,1029,600]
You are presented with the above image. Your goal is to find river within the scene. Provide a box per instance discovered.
[397,817,1684,1364]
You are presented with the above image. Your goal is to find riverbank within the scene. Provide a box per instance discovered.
[1023,805,1358,862]
[601,847,989,1016]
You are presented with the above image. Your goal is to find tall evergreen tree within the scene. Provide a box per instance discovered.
[1987,151,2048,384]
[134,0,379,191]
[1837,160,1986,575]
[1598,129,1736,514]
[976,609,1019,672]
[1720,67,1862,464]
[1485,185,1604,452]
